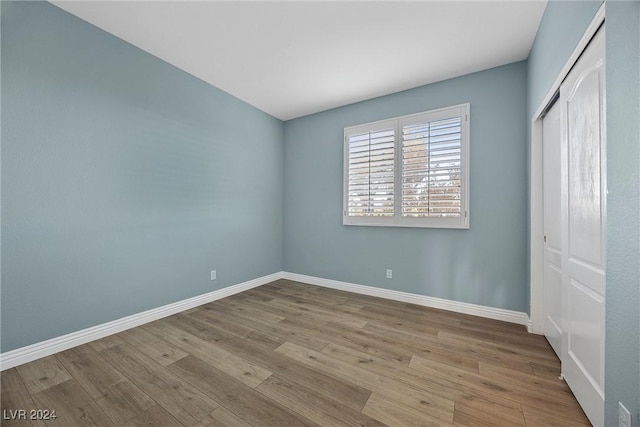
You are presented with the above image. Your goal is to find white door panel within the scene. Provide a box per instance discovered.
[567,67,605,269]
[568,258,606,294]
[542,98,562,357]
[560,26,606,426]
[544,263,563,347]
[568,279,605,386]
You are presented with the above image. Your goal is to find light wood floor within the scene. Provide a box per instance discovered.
[1,280,590,426]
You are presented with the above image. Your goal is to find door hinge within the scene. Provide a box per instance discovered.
[544,235,547,242]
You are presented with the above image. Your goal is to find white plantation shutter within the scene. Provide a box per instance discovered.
[344,104,469,228]
[401,116,462,218]
[346,122,395,219]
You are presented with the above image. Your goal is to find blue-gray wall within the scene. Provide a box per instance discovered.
[527,0,640,423]
[1,1,284,352]
[283,62,528,312]
[605,1,640,424]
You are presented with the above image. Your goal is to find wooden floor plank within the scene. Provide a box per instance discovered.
[32,379,114,427]
[207,299,286,324]
[530,360,564,381]
[275,316,414,365]
[55,346,127,399]
[168,311,251,342]
[168,355,317,427]
[359,300,463,328]
[99,343,219,426]
[121,405,182,427]
[192,302,327,352]
[118,327,189,366]
[254,284,364,314]
[521,403,591,426]
[321,321,415,364]
[478,360,569,392]
[255,375,386,427]
[168,311,283,351]
[453,402,526,427]
[277,341,456,423]
[271,285,363,311]
[316,340,525,422]
[435,331,559,374]
[210,299,331,351]
[0,369,46,427]
[143,320,272,388]
[15,356,72,395]
[195,406,252,427]
[188,305,263,339]
[362,393,444,427]
[95,380,156,425]
[1,280,590,427]
[438,330,560,366]
[55,344,156,424]
[409,354,577,408]
[176,310,373,412]
[87,334,125,353]
[229,295,332,331]
[267,296,368,329]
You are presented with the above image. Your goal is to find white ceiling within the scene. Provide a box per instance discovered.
[52,1,547,121]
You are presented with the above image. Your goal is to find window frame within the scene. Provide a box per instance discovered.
[343,103,470,229]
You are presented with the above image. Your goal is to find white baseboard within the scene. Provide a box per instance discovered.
[1,270,531,370]
[0,271,285,371]
[282,272,530,327]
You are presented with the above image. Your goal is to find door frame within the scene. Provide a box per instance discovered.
[529,4,605,334]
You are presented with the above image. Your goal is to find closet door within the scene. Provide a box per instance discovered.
[560,27,606,426]
[542,100,562,358]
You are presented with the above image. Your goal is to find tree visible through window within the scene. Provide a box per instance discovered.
[343,104,469,229]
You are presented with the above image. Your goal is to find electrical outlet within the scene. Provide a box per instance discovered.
[210,270,216,281]
[386,269,392,279]
[619,402,632,427]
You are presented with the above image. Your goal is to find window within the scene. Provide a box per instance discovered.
[343,103,469,229]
